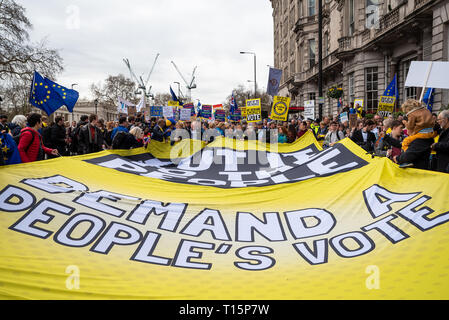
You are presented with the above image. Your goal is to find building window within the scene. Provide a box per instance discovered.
[309,39,316,68]
[308,0,315,16]
[403,60,417,100]
[349,0,355,36]
[308,92,316,101]
[366,0,380,29]
[348,73,355,103]
[290,61,295,74]
[365,67,378,113]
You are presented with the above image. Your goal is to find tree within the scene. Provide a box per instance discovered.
[223,84,272,113]
[0,0,64,115]
[90,74,137,110]
[153,93,171,106]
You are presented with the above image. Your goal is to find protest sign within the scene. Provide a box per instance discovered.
[304,100,315,120]
[163,106,174,118]
[270,96,290,121]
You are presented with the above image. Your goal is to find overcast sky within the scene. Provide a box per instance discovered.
[18,0,274,105]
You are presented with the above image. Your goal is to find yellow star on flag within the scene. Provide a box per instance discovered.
[2,145,9,153]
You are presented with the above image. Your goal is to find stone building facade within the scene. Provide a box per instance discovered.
[31,101,119,123]
[270,0,449,118]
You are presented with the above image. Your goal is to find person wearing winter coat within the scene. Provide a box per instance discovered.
[18,113,59,163]
[431,110,449,173]
[78,114,104,155]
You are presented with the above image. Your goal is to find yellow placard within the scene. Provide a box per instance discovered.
[377,96,396,117]
[168,100,180,107]
[246,106,262,123]
[270,96,290,121]
[241,107,247,118]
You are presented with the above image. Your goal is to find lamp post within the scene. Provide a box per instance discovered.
[174,81,181,102]
[94,99,98,116]
[71,83,78,90]
[318,0,323,120]
[240,51,257,98]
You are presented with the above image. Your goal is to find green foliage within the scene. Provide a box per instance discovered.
[327,86,344,99]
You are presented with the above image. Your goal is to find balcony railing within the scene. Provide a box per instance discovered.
[415,0,433,9]
[376,6,400,34]
[338,36,353,51]
[361,29,371,43]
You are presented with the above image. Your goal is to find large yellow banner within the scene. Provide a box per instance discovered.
[1,132,449,299]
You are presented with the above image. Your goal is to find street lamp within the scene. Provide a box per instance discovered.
[240,51,257,99]
[174,81,181,102]
[71,83,78,90]
[94,99,98,115]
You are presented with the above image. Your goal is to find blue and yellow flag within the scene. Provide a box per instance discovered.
[423,88,435,112]
[0,132,21,165]
[383,74,398,99]
[29,71,79,116]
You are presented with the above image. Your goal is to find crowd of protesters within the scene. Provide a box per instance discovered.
[1,98,448,173]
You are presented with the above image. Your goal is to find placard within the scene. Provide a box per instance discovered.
[354,99,364,109]
[214,109,226,122]
[168,100,179,107]
[377,96,396,117]
[246,106,262,123]
[339,112,349,123]
[163,106,174,118]
[230,109,241,121]
[201,105,212,119]
[180,108,192,121]
[270,96,290,121]
[349,114,358,128]
[304,100,315,120]
[150,106,163,117]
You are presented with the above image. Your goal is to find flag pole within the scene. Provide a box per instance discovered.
[419,62,433,103]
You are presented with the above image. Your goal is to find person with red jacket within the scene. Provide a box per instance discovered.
[18,113,59,163]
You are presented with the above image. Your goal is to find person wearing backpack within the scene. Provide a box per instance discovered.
[18,113,59,163]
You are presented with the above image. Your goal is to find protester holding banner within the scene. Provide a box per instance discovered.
[18,113,59,163]
[324,121,345,148]
[152,119,167,142]
[78,114,104,155]
[431,110,449,173]
[375,120,404,159]
[351,120,377,153]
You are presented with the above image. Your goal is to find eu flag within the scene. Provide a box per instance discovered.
[423,88,434,112]
[383,74,398,99]
[0,132,21,165]
[29,71,79,116]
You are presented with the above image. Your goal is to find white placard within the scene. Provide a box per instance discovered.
[340,112,349,123]
[180,108,192,121]
[163,106,174,118]
[304,100,315,120]
[405,61,449,89]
